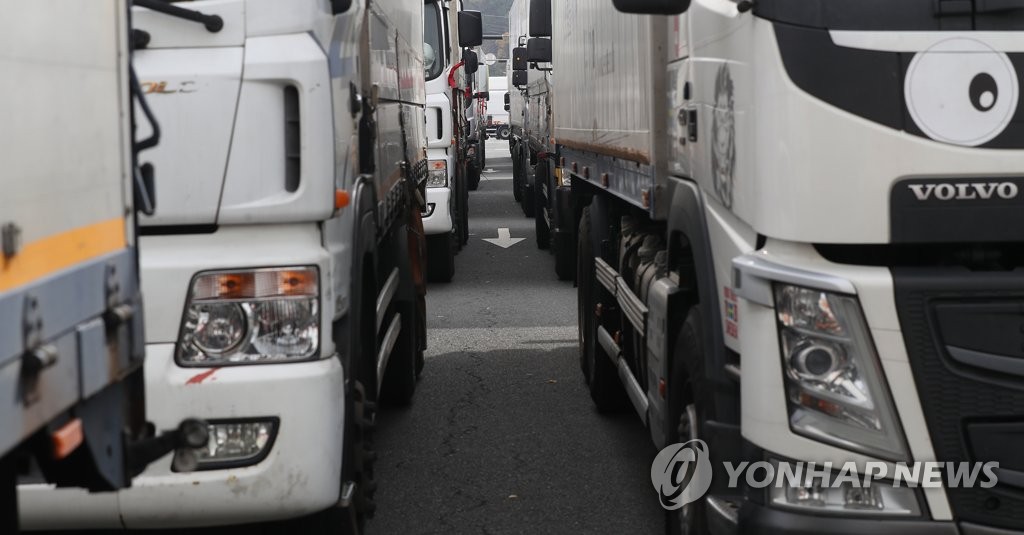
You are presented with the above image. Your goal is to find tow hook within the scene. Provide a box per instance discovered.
[127,418,209,476]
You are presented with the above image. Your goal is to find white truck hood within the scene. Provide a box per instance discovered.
[133,0,245,226]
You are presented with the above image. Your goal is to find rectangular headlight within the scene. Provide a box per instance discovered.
[427,160,448,188]
[177,267,319,366]
[191,419,278,470]
[774,284,908,461]
[767,460,921,517]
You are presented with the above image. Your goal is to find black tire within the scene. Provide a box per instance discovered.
[497,125,510,140]
[458,163,470,246]
[511,143,523,202]
[286,229,378,535]
[577,206,626,412]
[666,307,710,535]
[426,233,455,283]
[522,176,535,218]
[534,165,550,250]
[553,230,575,281]
[577,206,592,378]
[381,298,417,406]
[468,162,481,191]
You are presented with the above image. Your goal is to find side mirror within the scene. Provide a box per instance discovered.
[512,47,528,71]
[529,0,552,37]
[612,0,690,14]
[331,0,353,14]
[512,70,528,88]
[458,10,483,47]
[527,38,551,63]
[464,49,479,75]
[504,93,510,111]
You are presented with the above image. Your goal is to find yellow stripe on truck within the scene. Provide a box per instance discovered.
[0,218,126,293]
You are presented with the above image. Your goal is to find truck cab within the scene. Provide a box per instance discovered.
[559,0,1024,533]
[422,1,484,282]
[19,1,427,532]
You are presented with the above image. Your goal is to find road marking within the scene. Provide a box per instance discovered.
[425,325,577,356]
[482,228,525,249]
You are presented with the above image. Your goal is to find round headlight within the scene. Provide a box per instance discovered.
[190,302,247,355]
[792,342,844,380]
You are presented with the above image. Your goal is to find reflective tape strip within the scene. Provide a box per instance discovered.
[0,217,126,293]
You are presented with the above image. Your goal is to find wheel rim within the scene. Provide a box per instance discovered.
[674,403,699,534]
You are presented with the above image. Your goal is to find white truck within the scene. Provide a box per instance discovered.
[422,2,484,282]
[508,0,572,280]
[507,0,534,216]
[20,1,428,532]
[1,3,207,532]
[468,61,491,190]
[487,76,510,140]
[540,0,1024,533]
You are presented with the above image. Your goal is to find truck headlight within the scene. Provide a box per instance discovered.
[774,284,907,461]
[177,267,319,366]
[427,160,448,188]
[767,460,921,516]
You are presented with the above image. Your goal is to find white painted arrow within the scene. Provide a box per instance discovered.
[483,228,525,249]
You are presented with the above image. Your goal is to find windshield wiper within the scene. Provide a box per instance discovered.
[134,0,223,33]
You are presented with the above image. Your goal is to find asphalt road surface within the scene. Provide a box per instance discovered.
[369,140,664,534]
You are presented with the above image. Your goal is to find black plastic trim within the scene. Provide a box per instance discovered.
[739,502,957,535]
[139,224,218,236]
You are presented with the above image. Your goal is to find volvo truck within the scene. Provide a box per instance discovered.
[2,2,205,532]
[423,2,485,282]
[20,1,428,533]
[546,0,1024,533]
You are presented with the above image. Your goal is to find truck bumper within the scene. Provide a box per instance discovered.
[19,344,346,530]
[422,187,453,235]
[738,502,958,535]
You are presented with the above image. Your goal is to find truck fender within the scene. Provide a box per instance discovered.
[335,177,378,390]
[663,178,734,424]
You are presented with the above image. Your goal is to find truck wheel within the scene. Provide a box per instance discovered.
[553,231,575,281]
[460,182,470,246]
[522,171,535,218]
[534,170,550,250]
[291,252,379,534]
[382,298,417,406]
[457,163,470,246]
[577,206,626,412]
[426,233,455,283]
[497,125,510,140]
[511,145,523,203]
[666,307,710,535]
[468,163,481,191]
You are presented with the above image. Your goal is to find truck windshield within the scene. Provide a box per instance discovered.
[424,3,445,81]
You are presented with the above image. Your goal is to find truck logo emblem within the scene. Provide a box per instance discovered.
[140,81,196,95]
[907,182,1019,201]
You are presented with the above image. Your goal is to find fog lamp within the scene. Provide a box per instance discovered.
[193,419,278,469]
